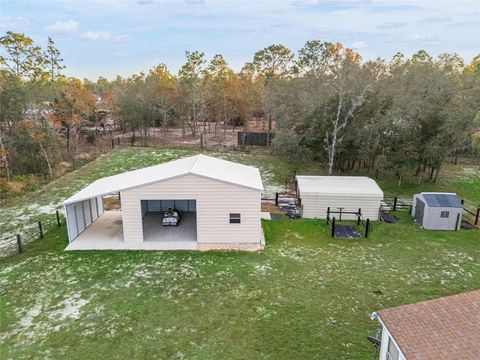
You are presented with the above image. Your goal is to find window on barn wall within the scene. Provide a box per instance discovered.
[440,211,450,218]
[386,337,400,360]
[229,213,241,224]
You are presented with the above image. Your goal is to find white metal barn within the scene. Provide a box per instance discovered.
[295,176,384,220]
[63,154,264,251]
[411,192,463,230]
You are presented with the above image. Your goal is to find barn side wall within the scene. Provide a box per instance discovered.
[423,206,462,230]
[120,174,262,248]
[66,196,104,242]
[299,193,382,220]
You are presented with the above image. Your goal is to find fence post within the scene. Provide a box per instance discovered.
[56,210,61,227]
[38,221,43,239]
[365,219,370,238]
[393,197,397,211]
[16,234,22,254]
[475,208,480,225]
[331,217,336,237]
[461,199,464,206]
[200,133,204,148]
[275,193,279,206]
[327,207,330,220]
[357,215,361,226]
[358,208,362,217]
[111,138,114,149]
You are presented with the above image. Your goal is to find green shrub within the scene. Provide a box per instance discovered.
[271,130,311,162]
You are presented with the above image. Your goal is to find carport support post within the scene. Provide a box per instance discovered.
[56,210,61,227]
[393,197,397,211]
[365,219,370,238]
[16,234,22,254]
[38,221,43,239]
[331,217,335,238]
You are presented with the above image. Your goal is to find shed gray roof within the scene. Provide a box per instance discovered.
[421,193,463,208]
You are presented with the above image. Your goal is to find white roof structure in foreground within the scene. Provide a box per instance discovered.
[64,154,263,205]
[296,176,383,196]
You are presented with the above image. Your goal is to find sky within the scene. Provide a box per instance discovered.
[1,0,479,80]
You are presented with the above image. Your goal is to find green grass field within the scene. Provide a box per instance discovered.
[1,147,479,359]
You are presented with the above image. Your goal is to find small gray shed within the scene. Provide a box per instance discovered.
[411,192,463,231]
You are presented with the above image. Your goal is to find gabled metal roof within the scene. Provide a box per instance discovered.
[421,193,463,208]
[295,176,383,196]
[64,154,263,205]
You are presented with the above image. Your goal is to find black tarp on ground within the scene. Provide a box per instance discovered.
[334,225,361,238]
[381,213,397,223]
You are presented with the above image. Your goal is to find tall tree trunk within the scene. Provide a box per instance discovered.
[0,136,11,182]
[39,143,53,178]
[267,112,272,146]
[66,125,70,155]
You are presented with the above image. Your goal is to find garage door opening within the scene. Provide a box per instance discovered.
[141,200,197,243]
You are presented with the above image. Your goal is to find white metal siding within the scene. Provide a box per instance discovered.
[83,200,92,227]
[66,196,105,242]
[300,193,382,220]
[91,198,98,219]
[97,196,104,214]
[66,204,78,240]
[423,207,462,230]
[121,174,261,245]
[75,202,85,233]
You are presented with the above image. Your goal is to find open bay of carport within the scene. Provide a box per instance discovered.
[142,212,197,242]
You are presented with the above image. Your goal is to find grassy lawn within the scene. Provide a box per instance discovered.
[1,146,478,240]
[1,212,479,359]
[1,147,479,358]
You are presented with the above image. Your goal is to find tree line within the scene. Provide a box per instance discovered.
[1,31,479,192]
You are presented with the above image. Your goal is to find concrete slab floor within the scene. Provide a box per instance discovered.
[65,210,197,251]
[142,212,197,242]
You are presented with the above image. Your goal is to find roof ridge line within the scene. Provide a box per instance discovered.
[189,154,202,174]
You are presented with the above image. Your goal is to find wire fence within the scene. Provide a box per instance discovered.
[326,207,372,238]
[0,210,63,260]
[461,200,480,226]
[383,196,412,212]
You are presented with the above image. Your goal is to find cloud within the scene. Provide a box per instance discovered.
[81,31,131,42]
[0,16,30,30]
[352,41,366,49]
[405,33,437,44]
[422,15,452,23]
[46,20,79,33]
[377,22,407,29]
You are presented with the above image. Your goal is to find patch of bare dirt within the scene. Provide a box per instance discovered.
[103,196,120,211]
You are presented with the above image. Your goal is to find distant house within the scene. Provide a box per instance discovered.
[373,290,480,360]
[411,192,463,230]
[295,176,384,220]
[63,155,264,251]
